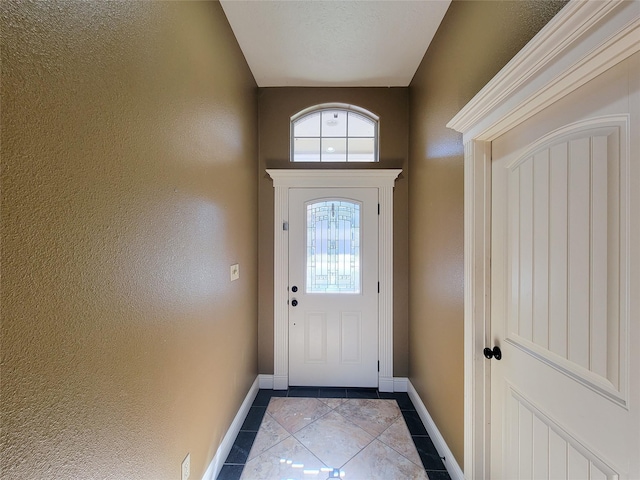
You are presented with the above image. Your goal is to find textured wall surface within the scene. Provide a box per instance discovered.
[408,0,566,466]
[257,87,409,377]
[1,1,258,479]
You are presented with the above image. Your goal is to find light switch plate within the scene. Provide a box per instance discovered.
[230,264,240,281]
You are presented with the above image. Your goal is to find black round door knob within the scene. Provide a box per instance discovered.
[291,299,298,307]
[483,346,502,360]
[291,286,298,292]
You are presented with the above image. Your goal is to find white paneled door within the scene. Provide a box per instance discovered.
[288,188,379,387]
[490,53,639,479]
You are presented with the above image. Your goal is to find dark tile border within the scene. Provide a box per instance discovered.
[216,464,243,480]
[215,388,450,480]
[224,431,256,464]
[252,389,287,407]
[401,409,429,436]
[287,386,320,397]
[240,406,267,431]
[378,391,416,411]
[424,470,453,480]
[318,387,347,398]
[345,387,379,399]
[413,435,448,471]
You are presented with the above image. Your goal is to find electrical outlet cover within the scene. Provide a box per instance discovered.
[181,453,190,480]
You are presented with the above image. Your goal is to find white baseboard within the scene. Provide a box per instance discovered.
[393,377,408,392]
[407,380,464,480]
[201,377,260,480]
[273,374,288,390]
[378,376,394,392]
[258,374,274,389]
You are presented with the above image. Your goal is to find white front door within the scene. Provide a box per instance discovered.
[288,187,379,387]
[490,53,639,478]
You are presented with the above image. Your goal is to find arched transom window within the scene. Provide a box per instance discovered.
[291,104,379,162]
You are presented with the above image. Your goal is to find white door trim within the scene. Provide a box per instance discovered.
[267,169,401,392]
[446,2,639,478]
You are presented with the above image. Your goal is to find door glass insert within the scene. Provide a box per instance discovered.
[306,199,361,294]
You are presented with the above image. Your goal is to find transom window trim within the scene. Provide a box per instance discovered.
[291,103,379,163]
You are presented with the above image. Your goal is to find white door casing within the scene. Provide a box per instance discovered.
[288,188,378,387]
[447,2,640,478]
[267,169,401,391]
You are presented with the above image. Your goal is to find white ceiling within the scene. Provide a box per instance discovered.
[220,0,451,87]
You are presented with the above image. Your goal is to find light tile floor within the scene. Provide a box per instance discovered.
[217,389,451,480]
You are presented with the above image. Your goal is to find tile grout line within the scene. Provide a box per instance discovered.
[333,401,405,472]
[242,409,291,465]
[327,402,381,471]
[375,416,426,470]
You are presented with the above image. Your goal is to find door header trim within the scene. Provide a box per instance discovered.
[266,169,401,188]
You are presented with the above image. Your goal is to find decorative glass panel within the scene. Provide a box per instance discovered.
[306,200,361,294]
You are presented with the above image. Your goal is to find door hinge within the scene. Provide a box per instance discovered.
[378,203,380,215]
[283,221,288,231]
[378,361,380,372]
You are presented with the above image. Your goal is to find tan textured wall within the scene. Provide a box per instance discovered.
[257,88,409,376]
[1,2,258,479]
[408,0,566,466]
